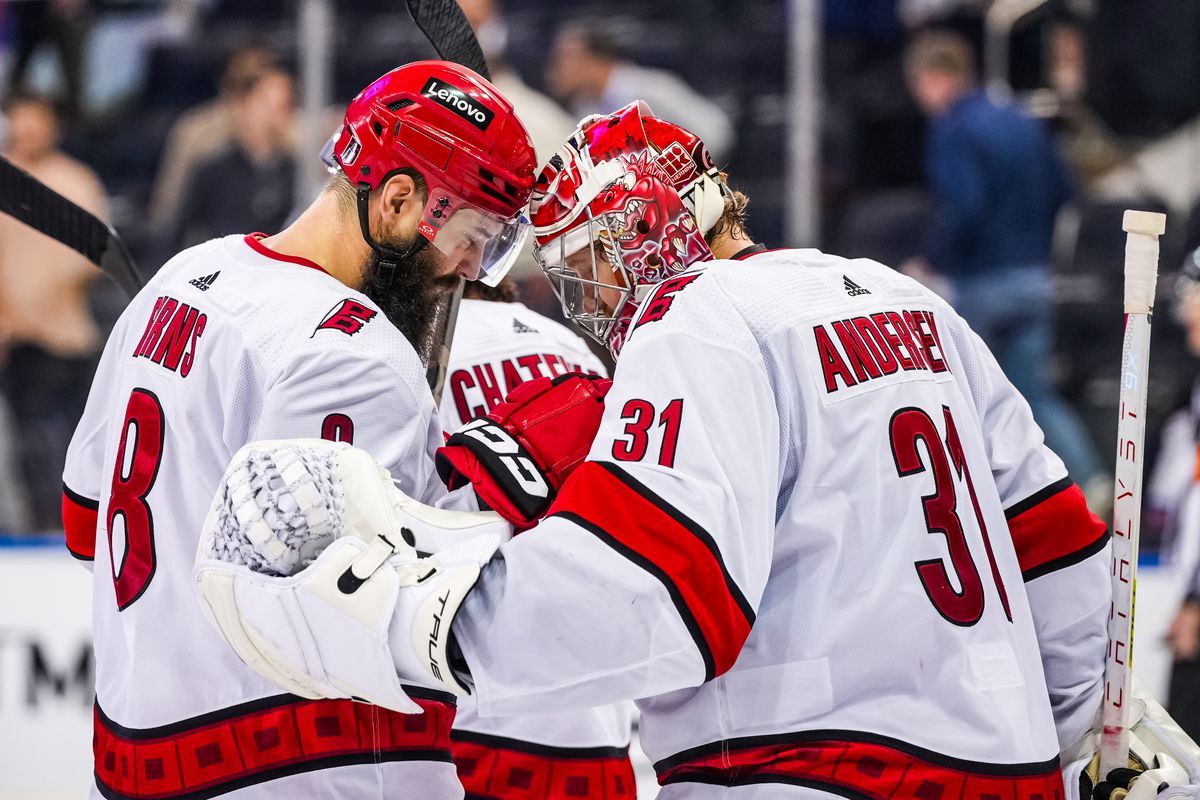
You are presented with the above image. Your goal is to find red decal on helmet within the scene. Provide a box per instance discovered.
[315,299,377,337]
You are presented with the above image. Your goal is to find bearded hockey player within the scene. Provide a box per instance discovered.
[196,103,1133,798]
[61,61,536,799]
[440,280,637,798]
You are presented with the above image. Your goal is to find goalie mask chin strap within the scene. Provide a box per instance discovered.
[355,184,430,289]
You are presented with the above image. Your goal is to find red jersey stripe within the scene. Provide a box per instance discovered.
[549,461,754,681]
[1005,479,1108,581]
[93,693,454,799]
[62,483,98,561]
[451,730,635,800]
[243,234,329,275]
[655,731,1062,800]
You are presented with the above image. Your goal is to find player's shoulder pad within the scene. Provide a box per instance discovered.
[211,236,424,376]
[621,262,755,354]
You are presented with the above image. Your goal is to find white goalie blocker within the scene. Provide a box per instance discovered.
[1063,679,1200,800]
[192,439,511,714]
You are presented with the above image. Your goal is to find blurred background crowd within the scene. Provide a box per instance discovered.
[5,0,1200,746]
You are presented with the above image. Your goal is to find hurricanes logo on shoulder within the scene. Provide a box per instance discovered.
[844,276,870,297]
[189,271,220,291]
[512,318,538,334]
[314,299,377,337]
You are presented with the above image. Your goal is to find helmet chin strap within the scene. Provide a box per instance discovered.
[356,185,430,288]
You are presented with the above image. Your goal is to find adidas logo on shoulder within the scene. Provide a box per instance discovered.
[189,271,220,291]
[843,275,870,297]
[512,318,538,334]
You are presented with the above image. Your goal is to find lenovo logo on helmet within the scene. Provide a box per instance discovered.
[421,77,494,131]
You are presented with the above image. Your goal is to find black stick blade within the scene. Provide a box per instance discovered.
[0,156,144,298]
[405,0,490,80]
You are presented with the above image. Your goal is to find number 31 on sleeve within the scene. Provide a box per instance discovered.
[612,398,683,467]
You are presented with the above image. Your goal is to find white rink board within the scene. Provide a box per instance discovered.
[0,541,95,800]
[0,541,1187,799]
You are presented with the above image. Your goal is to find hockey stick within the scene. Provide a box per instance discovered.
[1100,209,1167,776]
[404,0,490,80]
[404,0,490,404]
[0,155,145,298]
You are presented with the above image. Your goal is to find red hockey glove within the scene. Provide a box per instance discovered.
[436,373,611,529]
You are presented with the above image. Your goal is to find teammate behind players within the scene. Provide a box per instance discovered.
[442,279,637,799]
[199,104,1115,798]
[63,61,535,799]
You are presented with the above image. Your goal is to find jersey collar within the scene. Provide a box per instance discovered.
[730,243,768,260]
[243,233,330,275]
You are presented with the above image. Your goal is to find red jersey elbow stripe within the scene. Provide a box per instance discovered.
[1005,478,1109,581]
[549,461,754,681]
[62,483,99,561]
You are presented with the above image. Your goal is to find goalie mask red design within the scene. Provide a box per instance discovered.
[530,102,728,356]
[324,61,537,285]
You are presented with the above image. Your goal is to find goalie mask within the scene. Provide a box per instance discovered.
[530,102,728,356]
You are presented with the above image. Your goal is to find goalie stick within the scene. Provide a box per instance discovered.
[1100,210,1167,776]
[403,0,491,404]
[0,155,145,298]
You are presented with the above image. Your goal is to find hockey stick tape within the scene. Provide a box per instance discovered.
[1123,210,1166,314]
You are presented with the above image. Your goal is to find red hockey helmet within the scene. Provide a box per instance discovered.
[328,60,537,285]
[530,102,728,355]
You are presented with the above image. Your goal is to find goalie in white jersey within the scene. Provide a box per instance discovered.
[196,103,1117,799]
[61,61,537,799]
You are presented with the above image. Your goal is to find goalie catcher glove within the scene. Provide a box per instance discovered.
[436,373,611,528]
[194,439,510,710]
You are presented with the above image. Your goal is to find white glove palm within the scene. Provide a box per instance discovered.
[194,439,510,713]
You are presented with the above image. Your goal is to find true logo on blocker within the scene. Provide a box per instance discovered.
[421,78,494,131]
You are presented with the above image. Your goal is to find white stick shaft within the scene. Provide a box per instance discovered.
[1100,210,1165,776]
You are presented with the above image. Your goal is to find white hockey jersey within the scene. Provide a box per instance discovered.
[453,248,1112,798]
[62,234,465,800]
[440,298,606,431]
[440,298,635,799]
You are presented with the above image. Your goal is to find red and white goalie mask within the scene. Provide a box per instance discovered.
[530,102,728,356]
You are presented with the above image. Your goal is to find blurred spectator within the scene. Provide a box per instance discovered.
[897,0,986,31]
[0,89,106,529]
[149,45,280,230]
[1163,252,1200,740]
[457,0,575,166]
[904,30,1106,501]
[546,20,734,161]
[174,66,297,246]
[1044,16,1145,199]
[6,0,91,119]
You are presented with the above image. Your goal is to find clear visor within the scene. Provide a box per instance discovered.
[534,210,635,349]
[321,127,530,287]
[319,126,341,172]
[419,187,530,287]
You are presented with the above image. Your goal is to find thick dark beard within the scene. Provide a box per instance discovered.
[360,238,459,352]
